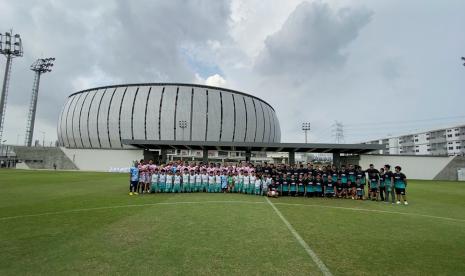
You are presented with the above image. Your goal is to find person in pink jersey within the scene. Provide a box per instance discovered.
[137,160,146,194]
[145,160,156,193]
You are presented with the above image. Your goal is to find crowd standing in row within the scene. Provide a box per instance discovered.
[129,161,408,205]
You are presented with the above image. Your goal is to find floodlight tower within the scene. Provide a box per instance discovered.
[302,122,311,143]
[24,58,55,147]
[0,30,23,141]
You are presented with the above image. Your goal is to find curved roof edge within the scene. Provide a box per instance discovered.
[68,82,275,111]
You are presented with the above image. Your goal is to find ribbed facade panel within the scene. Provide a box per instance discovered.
[88,89,105,148]
[65,94,79,148]
[253,99,265,143]
[221,92,234,142]
[72,92,87,148]
[96,88,114,148]
[71,94,85,147]
[107,87,126,148]
[207,89,221,141]
[160,86,177,140]
[233,94,246,142]
[261,102,270,143]
[57,106,64,146]
[79,90,97,148]
[59,96,73,146]
[244,97,256,142]
[146,86,163,140]
[175,86,192,141]
[272,111,281,142]
[120,86,138,140]
[58,83,280,149]
[133,86,150,140]
[267,105,275,142]
[191,88,207,141]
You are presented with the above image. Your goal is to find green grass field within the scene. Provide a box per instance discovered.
[1,170,465,275]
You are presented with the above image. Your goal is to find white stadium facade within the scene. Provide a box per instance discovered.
[58,83,281,149]
[49,83,381,171]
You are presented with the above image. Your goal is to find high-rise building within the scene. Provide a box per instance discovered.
[364,124,465,156]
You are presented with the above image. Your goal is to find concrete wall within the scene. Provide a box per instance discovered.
[61,147,143,171]
[13,146,78,170]
[434,156,465,181]
[357,154,464,180]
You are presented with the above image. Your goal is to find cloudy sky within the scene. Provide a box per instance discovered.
[1,0,464,145]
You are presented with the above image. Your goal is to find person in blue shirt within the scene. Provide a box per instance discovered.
[129,161,139,196]
[221,171,228,193]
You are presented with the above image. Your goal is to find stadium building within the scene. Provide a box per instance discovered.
[50,83,380,170]
[58,83,281,149]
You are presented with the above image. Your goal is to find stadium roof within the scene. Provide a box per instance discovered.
[122,139,383,154]
[68,82,275,111]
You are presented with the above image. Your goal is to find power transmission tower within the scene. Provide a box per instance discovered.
[24,58,55,146]
[332,121,344,143]
[0,30,23,141]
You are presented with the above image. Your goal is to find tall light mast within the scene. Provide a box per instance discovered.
[24,58,55,146]
[0,30,23,141]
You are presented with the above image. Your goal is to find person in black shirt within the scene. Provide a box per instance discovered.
[366,164,380,201]
[347,164,357,199]
[339,165,348,198]
[325,175,336,198]
[355,166,365,200]
[379,168,386,201]
[314,174,324,197]
[393,166,408,205]
[383,165,395,203]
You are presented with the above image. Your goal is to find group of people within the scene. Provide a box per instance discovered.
[129,161,409,205]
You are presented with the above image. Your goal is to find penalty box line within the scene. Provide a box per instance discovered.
[2,199,463,224]
[265,197,333,276]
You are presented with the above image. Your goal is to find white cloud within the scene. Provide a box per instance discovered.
[255,1,373,78]
[2,0,465,145]
[205,74,227,88]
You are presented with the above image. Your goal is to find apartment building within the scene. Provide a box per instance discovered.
[364,125,465,156]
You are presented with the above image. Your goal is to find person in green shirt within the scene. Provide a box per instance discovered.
[297,174,305,196]
[227,172,234,193]
[289,175,297,197]
[281,174,289,196]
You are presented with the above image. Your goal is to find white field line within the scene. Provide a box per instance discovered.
[273,202,465,223]
[1,199,464,224]
[265,197,333,276]
[0,200,265,221]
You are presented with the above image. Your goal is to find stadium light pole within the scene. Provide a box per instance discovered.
[0,30,23,141]
[24,58,55,147]
[178,120,188,160]
[302,122,311,143]
[178,120,188,140]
